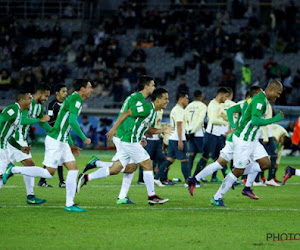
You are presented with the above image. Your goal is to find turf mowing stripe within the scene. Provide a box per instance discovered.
[1,205,300,212]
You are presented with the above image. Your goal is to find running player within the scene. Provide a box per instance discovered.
[3,79,93,212]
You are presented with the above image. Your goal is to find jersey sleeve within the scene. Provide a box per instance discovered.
[1,105,18,121]
[39,105,45,119]
[251,98,266,117]
[131,103,152,118]
[69,97,82,116]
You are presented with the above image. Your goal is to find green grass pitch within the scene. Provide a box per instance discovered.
[1,147,300,249]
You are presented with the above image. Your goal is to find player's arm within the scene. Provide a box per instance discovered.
[251,102,284,126]
[47,102,56,126]
[209,103,228,126]
[226,104,242,129]
[69,113,88,142]
[8,137,23,151]
[106,109,133,140]
[191,105,207,134]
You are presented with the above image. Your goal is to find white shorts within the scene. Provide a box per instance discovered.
[111,137,134,169]
[118,141,150,168]
[7,142,32,163]
[43,136,75,168]
[219,141,234,162]
[233,135,268,169]
[0,149,10,175]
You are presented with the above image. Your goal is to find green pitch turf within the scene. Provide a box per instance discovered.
[1,147,300,249]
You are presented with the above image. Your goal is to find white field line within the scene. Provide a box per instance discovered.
[1,205,300,212]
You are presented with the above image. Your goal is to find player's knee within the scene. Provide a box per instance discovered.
[260,158,271,171]
[110,165,122,175]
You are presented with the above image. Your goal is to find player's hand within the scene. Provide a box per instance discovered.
[106,128,116,141]
[162,125,174,135]
[21,146,31,154]
[70,145,82,156]
[140,138,147,147]
[84,138,91,145]
[40,115,50,122]
[279,111,284,119]
[178,141,184,150]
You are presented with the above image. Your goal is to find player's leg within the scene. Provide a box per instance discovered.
[193,133,211,177]
[211,136,253,206]
[21,158,47,204]
[211,135,225,182]
[116,164,138,204]
[57,165,66,188]
[282,166,300,185]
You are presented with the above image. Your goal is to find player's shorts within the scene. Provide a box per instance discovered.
[188,136,204,154]
[7,142,32,163]
[259,137,277,156]
[43,136,75,168]
[233,135,268,169]
[112,137,135,166]
[117,141,150,168]
[167,140,188,160]
[145,139,165,162]
[219,140,234,162]
[0,148,10,175]
[202,133,224,160]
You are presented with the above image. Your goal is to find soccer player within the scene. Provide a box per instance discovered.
[3,79,93,212]
[38,84,68,188]
[188,86,262,198]
[256,103,279,186]
[0,91,40,195]
[185,90,207,179]
[138,109,167,187]
[155,92,189,185]
[210,80,284,206]
[81,75,156,204]
[193,87,230,182]
[7,84,52,204]
[78,88,170,205]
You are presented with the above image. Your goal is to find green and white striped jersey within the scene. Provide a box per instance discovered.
[14,98,44,142]
[234,92,269,142]
[47,92,82,143]
[0,103,22,149]
[116,92,146,138]
[121,102,157,143]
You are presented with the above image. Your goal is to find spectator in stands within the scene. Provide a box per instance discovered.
[128,46,146,63]
[91,80,103,97]
[284,36,298,53]
[121,66,138,85]
[58,59,72,76]
[221,53,234,75]
[216,7,230,25]
[177,78,189,96]
[93,57,107,71]
[263,57,278,81]
[274,37,286,53]
[33,65,46,83]
[76,115,95,148]
[0,69,12,90]
[241,64,252,98]
[96,119,109,149]
[219,68,236,95]
[134,62,147,77]
[199,58,210,86]
[110,78,124,108]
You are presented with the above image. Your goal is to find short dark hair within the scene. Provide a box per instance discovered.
[54,84,67,93]
[176,91,188,101]
[16,90,30,102]
[194,90,202,98]
[74,79,89,91]
[245,91,250,99]
[137,75,154,91]
[226,87,233,94]
[151,88,168,101]
[217,87,230,95]
[36,84,51,93]
[249,86,261,97]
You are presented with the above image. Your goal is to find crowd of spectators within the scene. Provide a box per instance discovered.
[0,0,300,105]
